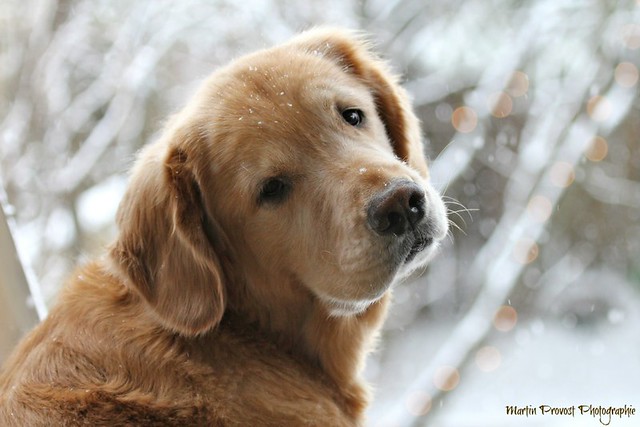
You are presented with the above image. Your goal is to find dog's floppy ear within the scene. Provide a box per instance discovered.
[294,28,429,177]
[110,124,226,336]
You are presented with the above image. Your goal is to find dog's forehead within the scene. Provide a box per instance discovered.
[202,52,373,142]
[217,50,370,116]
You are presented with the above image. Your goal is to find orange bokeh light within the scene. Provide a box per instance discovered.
[586,136,608,162]
[451,106,478,133]
[587,95,612,122]
[527,195,553,223]
[549,161,576,188]
[488,92,513,118]
[615,62,639,88]
[505,71,529,97]
[494,305,518,332]
[405,390,432,416]
[433,365,460,392]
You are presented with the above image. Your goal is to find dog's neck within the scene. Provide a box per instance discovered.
[225,274,391,417]
[301,293,390,415]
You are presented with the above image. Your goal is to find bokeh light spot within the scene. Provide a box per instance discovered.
[549,161,575,188]
[614,62,639,87]
[621,24,640,49]
[527,195,553,223]
[475,346,502,372]
[433,365,460,391]
[494,305,518,332]
[405,390,432,416]
[586,95,612,122]
[505,71,529,97]
[513,238,539,264]
[586,136,608,162]
[451,106,478,133]
[488,92,513,118]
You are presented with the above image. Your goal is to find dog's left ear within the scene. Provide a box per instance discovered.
[293,28,429,177]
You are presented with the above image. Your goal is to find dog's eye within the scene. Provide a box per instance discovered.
[341,108,364,127]
[259,177,290,205]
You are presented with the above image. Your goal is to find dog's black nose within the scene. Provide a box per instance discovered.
[367,180,426,236]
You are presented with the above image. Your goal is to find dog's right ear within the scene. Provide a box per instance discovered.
[109,123,227,337]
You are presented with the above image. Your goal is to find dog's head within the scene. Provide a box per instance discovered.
[110,28,448,335]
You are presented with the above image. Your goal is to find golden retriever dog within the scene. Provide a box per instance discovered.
[0,28,448,426]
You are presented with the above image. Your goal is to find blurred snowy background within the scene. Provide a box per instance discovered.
[1,0,639,426]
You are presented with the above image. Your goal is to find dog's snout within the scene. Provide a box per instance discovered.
[367,180,426,236]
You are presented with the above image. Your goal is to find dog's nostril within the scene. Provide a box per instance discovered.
[386,212,406,235]
[367,180,426,236]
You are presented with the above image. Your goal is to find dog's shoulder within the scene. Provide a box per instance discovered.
[0,262,359,426]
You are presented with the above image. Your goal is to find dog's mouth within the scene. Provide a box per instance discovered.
[404,235,433,264]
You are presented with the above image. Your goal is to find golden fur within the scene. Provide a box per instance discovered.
[0,28,448,426]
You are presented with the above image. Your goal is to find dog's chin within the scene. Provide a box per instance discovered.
[319,235,443,317]
[324,296,382,317]
[319,279,393,317]
[394,239,441,284]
